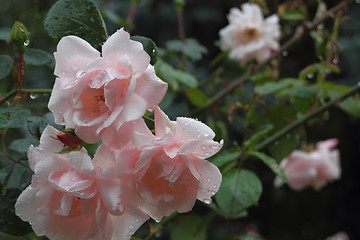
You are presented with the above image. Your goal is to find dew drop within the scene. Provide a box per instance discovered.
[210,190,216,195]
[30,93,38,99]
[282,51,288,56]
[206,177,211,183]
[24,40,30,46]
[203,199,211,204]
[317,24,324,30]
[128,224,134,230]
[332,58,338,64]
[197,134,201,138]
[62,71,66,76]
[307,73,314,79]
[203,132,209,137]
[212,184,217,189]
[204,152,211,156]
[201,145,207,150]
[72,65,78,70]
[211,145,219,150]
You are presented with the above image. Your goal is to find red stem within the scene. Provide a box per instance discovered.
[177,12,186,42]
[13,54,24,104]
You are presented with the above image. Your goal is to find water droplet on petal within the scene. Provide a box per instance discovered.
[62,71,66,76]
[204,152,211,156]
[206,177,211,183]
[72,65,78,70]
[203,199,211,204]
[128,224,134,230]
[201,145,207,150]
[203,132,209,137]
[211,145,219,150]
[30,93,38,99]
[210,190,216,195]
[212,184,217,189]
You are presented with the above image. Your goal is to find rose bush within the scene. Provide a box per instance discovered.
[219,3,280,64]
[48,28,167,144]
[116,107,223,221]
[274,139,341,191]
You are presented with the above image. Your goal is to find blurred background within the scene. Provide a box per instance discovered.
[0,0,359,239]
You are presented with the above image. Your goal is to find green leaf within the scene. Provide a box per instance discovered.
[255,82,291,95]
[130,35,158,65]
[8,138,38,153]
[0,55,13,79]
[8,109,31,129]
[39,112,64,133]
[24,48,54,66]
[282,9,306,21]
[210,149,241,168]
[215,169,262,218]
[165,38,207,61]
[44,0,108,50]
[269,132,300,161]
[27,116,42,138]
[186,88,207,107]
[299,64,317,80]
[244,124,274,148]
[0,115,8,129]
[0,27,11,41]
[289,85,317,99]
[154,59,179,91]
[174,70,198,88]
[249,151,287,182]
[328,87,360,118]
[170,213,213,240]
[0,189,33,235]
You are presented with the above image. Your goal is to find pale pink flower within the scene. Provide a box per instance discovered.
[16,126,148,240]
[219,3,280,64]
[116,107,223,221]
[326,232,349,240]
[274,139,341,191]
[48,28,167,144]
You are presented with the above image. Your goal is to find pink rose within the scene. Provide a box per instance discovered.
[116,107,223,221]
[274,139,341,191]
[219,3,280,64]
[48,28,167,144]
[16,126,148,240]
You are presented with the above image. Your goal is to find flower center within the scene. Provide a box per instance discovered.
[240,27,259,43]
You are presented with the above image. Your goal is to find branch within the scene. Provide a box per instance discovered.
[189,0,350,116]
[0,88,52,106]
[255,83,360,151]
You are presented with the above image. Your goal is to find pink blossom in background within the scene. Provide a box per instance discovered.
[219,3,280,64]
[15,126,148,240]
[48,28,167,144]
[116,107,223,221]
[326,232,349,240]
[274,139,341,191]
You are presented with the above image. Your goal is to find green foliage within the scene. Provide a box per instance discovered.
[165,39,208,61]
[215,169,262,219]
[155,59,198,91]
[24,49,54,66]
[44,0,108,50]
[170,213,213,240]
[185,88,208,107]
[249,151,287,182]
[0,55,13,79]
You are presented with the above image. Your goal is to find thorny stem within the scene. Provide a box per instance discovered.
[189,0,350,116]
[126,4,137,32]
[254,83,360,151]
[177,12,186,42]
[0,88,52,106]
[13,54,24,104]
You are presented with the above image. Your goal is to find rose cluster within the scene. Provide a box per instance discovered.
[15,29,223,240]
